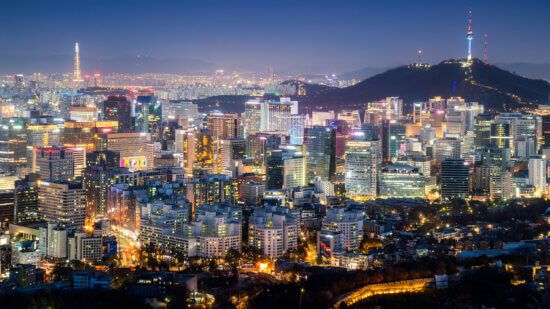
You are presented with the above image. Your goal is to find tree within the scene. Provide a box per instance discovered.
[225,248,241,270]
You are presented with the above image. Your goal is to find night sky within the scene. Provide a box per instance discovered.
[1,0,549,73]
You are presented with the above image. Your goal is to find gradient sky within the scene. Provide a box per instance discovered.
[1,0,549,73]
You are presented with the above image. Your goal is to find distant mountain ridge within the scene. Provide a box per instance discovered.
[292,59,550,112]
[0,54,216,74]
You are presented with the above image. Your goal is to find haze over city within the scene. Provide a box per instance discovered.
[1,0,550,74]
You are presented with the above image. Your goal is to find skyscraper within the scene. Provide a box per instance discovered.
[206,112,241,140]
[304,126,336,182]
[73,43,83,83]
[260,98,297,133]
[244,99,262,137]
[13,175,40,224]
[490,122,511,149]
[0,118,28,175]
[344,132,381,199]
[528,155,547,196]
[103,96,132,133]
[265,149,284,190]
[220,138,246,177]
[440,158,470,199]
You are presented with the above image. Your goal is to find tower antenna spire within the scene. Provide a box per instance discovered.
[466,9,474,61]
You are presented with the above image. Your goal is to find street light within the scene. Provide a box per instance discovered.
[299,288,305,309]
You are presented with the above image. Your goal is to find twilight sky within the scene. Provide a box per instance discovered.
[1,0,549,74]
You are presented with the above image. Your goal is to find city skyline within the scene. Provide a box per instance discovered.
[1,0,550,74]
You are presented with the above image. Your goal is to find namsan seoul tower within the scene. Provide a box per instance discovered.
[73,42,83,82]
[466,9,473,61]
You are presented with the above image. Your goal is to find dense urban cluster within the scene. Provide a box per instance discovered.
[0,44,549,308]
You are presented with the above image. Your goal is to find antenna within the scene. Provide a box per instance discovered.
[417,50,423,64]
[483,34,488,64]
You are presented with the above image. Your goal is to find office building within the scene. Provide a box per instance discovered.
[13,174,40,224]
[0,118,28,175]
[378,163,426,198]
[344,133,381,199]
[440,158,470,199]
[206,112,241,140]
[260,98,297,133]
[38,181,86,228]
[97,132,154,171]
[304,126,336,181]
[102,96,132,133]
[528,155,547,196]
[244,99,262,137]
[32,146,75,181]
[220,138,245,177]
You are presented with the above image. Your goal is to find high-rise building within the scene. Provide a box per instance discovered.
[344,133,381,199]
[163,101,200,125]
[183,130,215,175]
[86,150,120,168]
[440,158,470,199]
[249,206,298,259]
[0,118,28,175]
[283,152,306,190]
[32,146,75,181]
[474,114,493,147]
[83,153,124,221]
[191,204,242,258]
[220,138,246,178]
[265,149,284,190]
[97,132,154,171]
[38,181,86,229]
[289,114,306,145]
[206,112,241,140]
[528,155,547,196]
[260,98,296,133]
[244,100,262,137]
[304,126,336,181]
[69,106,98,122]
[102,96,132,133]
[383,121,406,161]
[365,97,403,124]
[73,42,83,83]
[311,111,335,126]
[63,120,119,152]
[188,174,238,209]
[434,137,462,162]
[541,114,550,149]
[26,123,63,149]
[0,190,14,224]
[13,174,40,224]
[321,208,364,251]
[490,122,511,149]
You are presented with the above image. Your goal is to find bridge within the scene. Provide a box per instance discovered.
[332,278,434,308]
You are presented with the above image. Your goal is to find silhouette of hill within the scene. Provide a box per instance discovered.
[293,59,550,112]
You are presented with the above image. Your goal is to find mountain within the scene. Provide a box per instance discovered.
[0,54,216,74]
[293,59,550,112]
[339,66,389,81]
